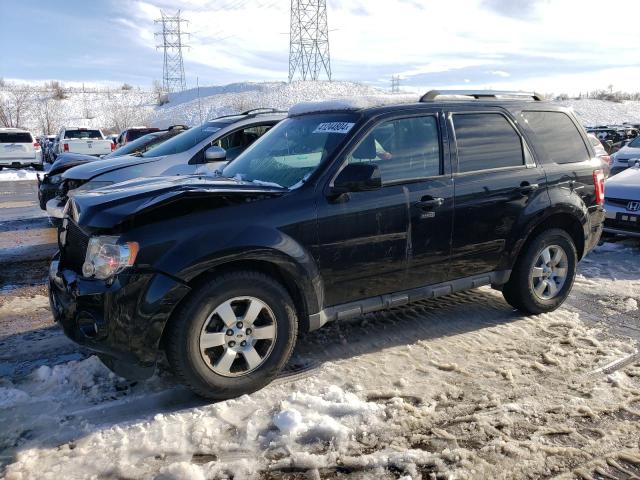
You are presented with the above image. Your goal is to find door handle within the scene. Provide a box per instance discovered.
[417,197,444,209]
[518,182,539,194]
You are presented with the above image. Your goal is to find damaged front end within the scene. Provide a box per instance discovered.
[48,175,288,378]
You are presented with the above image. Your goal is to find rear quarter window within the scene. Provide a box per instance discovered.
[0,132,33,143]
[521,111,590,164]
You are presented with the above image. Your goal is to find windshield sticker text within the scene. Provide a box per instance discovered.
[313,122,355,134]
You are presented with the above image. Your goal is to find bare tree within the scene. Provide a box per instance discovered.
[152,80,169,106]
[0,82,35,128]
[36,95,63,134]
[43,80,67,100]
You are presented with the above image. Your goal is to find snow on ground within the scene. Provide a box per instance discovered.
[0,168,40,182]
[1,241,639,479]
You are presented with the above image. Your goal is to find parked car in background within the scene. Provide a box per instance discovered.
[610,136,640,176]
[0,128,42,169]
[52,127,114,160]
[42,135,57,163]
[49,91,605,399]
[116,127,161,148]
[105,134,118,145]
[587,133,611,177]
[603,164,640,238]
[47,109,285,220]
[39,126,189,215]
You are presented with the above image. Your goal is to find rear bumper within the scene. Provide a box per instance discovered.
[48,255,191,379]
[0,158,37,166]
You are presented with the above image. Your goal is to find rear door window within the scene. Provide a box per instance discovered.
[521,111,590,164]
[0,132,33,143]
[64,130,103,139]
[452,113,524,173]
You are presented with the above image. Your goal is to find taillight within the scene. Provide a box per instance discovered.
[593,169,605,205]
[601,155,612,165]
[111,142,116,151]
[33,142,41,150]
[63,143,69,152]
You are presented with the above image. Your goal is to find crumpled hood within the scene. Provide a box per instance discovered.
[69,174,288,229]
[62,154,161,181]
[606,167,640,200]
[48,153,99,176]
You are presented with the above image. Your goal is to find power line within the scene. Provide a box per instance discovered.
[155,10,189,93]
[289,0,332,82]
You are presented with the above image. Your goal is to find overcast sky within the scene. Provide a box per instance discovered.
[1,0,639,94]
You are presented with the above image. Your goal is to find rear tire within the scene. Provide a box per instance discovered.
[165,270,298,400]
[503,228,577,314]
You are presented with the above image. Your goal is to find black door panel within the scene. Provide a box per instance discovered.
[448,110,548,278]
[317,186,409,306]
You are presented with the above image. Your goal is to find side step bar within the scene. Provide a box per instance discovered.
[308,270,511,331]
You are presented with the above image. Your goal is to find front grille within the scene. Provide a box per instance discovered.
[605,217,640,233]
[606,197,633,207]
[60,220,90,272]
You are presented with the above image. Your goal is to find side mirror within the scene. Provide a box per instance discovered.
[204,146,227,163]
[332,163,382,194]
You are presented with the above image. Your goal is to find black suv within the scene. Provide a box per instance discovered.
[49,90,605,399]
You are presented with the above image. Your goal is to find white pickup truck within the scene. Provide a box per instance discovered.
[53,127,114,159]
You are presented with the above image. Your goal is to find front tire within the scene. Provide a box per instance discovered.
[503,228,577,314]
[165,270,298,400]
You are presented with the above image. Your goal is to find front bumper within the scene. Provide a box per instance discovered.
[46,198,66,219]
[38,183,60,210]
[49,255,191,379]
[603,203,640,238]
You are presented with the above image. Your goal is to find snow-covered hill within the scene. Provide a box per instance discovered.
[556,99,640,126]
[4,81,640,134]
[151,84,640,128]
[148,81,401,127]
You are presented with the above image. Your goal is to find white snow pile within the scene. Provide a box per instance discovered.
[3,301,640,479]
[149,81,399,128]
[0,168,40,182]
[556,98,640,126]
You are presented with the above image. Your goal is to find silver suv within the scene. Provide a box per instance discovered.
[47,109,285,219]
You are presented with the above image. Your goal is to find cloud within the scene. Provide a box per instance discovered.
[5,0,640,95]
[481,0,546,18]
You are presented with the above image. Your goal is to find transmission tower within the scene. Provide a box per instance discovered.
[391,75,401,93]
[289,0,332,82]
[155,10,189,93]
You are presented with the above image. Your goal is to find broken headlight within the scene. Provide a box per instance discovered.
[82,236,139,280]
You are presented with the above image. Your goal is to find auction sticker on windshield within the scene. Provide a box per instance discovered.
[313,122,355,134]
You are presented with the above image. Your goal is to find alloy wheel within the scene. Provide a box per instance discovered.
[529,245,569,300]
[199,296,277,377]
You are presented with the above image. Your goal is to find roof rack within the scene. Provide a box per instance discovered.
[420,90,543,102]
[212,108,286,122]
[240,108,285,115]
